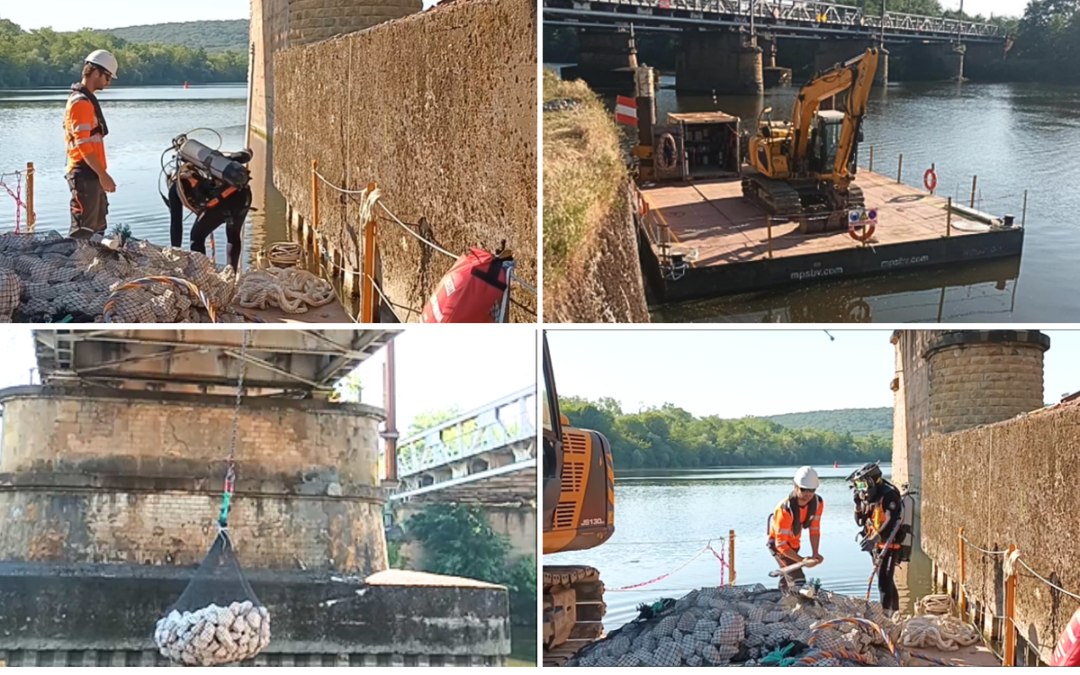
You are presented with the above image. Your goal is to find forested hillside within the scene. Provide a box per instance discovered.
[760,408,892,439]
[560,398,891,470]
[0,20,247,87]
[104,20,248,53]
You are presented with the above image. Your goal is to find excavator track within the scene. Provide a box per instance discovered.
[543,565,607,667]
[741,175,802,219]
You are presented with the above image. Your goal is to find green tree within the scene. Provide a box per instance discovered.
[561,397,892,469]
[0,21,247,88]
[404,504,536,626]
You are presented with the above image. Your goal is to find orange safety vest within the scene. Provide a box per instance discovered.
[870,499,902,550]
[768,493,823,556]
[64,87,107,174]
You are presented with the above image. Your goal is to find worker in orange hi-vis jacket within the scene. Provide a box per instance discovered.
[767,466,825,590]
[63,50,118,240]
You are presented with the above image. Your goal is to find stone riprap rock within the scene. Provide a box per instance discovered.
[154,601,270,666]
[566,584,904,667]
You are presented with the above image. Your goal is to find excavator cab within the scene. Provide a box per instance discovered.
[809,110,844,175]
[542,333,616,666]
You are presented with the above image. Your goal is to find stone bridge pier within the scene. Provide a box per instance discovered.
[758,35,792,87]
[0,383,511,666]
[676,30,763,94]
[892,40,965,81]
[959,40,1008,79]
[813,38,888,86]
[562,29,638,92]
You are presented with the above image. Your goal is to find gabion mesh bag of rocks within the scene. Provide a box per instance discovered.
[154,529,270,666]
[0,231,247,323]
[566,584,903,667]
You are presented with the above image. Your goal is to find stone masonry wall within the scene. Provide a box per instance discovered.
[0,491,385,572]
[923,402,1080,664]
[891,330,934,494]
[0,387,381,485]
[926,342,1045,435]
[273,0,537,319]
[249,0,422,138]
[0,386,388,574]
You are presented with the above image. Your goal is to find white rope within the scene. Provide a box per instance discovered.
[312,170,368,195]
[312,170,536,300]
[960,535,1009,556]
[377,202,458,260]
[1017,557,1080,601]
[900,614,981,652]
[237,267,336,314]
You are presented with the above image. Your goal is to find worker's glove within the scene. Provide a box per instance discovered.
[860,535,880,553]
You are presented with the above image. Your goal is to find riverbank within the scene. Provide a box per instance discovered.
[542,69,649,322]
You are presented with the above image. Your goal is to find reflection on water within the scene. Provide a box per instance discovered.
[654,257,1021,322]
[544,464,931,631]
[546,64,1080,321]
[0,84,285,269]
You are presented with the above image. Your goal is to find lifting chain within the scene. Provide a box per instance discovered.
[219,329,251,528]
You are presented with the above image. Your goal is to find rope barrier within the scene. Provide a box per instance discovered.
[606,540,726,592]
[0,171,31,234]
[365,273,422,324]
[1017,558,1080,601]
[311,169,537,306]
[377,202,458,260]
[103,276,220,323]
[959,535,1009,556]
[602,537,725,547]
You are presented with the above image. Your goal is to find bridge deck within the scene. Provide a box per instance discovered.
[641,168,1025,303]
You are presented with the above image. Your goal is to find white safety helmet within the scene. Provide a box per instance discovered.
[794,466,820,491]
[85,50,119,79]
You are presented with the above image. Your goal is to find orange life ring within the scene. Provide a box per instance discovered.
[924,168,937,192]
[1052,605,1080,667]
[848,209,877,242]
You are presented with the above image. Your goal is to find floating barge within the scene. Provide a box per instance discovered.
[636,169,1025,305]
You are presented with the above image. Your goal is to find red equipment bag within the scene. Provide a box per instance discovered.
[1052,605,1080,666]
[420,248,508,323]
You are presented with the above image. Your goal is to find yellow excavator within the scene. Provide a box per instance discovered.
[542,333,616,667]
[742,47,879,232]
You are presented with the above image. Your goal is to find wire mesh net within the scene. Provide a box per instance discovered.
[0,231,248,323]
[566,584,905,667]
[154,529,270,666]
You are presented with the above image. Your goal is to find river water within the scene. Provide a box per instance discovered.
[0,85,284,267]
[547,65,1080,322]
[543,464,932,632]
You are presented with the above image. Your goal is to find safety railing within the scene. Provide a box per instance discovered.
[1,163,36,234]
[307,161,536,323]
[569,0,1005,37]
[955,527,1080,666]
[395,386,536,477]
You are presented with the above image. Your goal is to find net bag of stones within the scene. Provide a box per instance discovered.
[154,529,271,665]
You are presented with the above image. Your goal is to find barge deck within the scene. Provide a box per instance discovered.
[639,169,1025,305]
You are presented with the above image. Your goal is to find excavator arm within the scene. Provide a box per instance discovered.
[790,48,879,167]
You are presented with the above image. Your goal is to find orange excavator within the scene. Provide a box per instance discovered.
[542,332,616,666]
[742,48,879,232]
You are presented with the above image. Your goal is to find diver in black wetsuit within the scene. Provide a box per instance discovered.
[166,149,253,271]
[849,461,904,613]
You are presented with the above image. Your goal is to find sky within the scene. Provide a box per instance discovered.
[0,329,536,437]
[547,329,1080,419]
[4,0,438,32]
